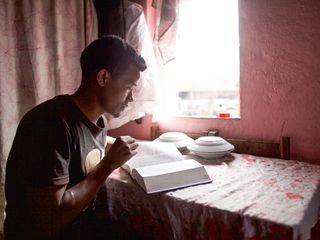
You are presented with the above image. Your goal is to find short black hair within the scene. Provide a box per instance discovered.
[80,35,146,78]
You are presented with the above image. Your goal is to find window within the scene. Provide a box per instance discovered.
[162,0,240,118]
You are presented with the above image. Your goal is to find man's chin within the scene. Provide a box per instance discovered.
[112,108,125,118]
[111,112,121,118]
[109,106,126,118]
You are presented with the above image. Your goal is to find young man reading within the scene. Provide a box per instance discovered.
[4,35,146,239]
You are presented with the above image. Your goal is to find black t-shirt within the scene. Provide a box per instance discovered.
[4,95,106,239]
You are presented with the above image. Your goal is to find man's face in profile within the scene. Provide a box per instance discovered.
[103,64,140,117]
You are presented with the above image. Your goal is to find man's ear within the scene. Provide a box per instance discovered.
[97,69,111,87]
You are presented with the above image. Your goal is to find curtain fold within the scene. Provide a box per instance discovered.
[94,0,126,38]
[151,0,180,118]
[0,0,98,183]
[154,0,180,64]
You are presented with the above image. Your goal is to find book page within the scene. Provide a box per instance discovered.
[122,142,183,173]
[134,159,203,177]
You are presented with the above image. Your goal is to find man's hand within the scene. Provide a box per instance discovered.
[105,136,116,152]
[103,136,138,171]
[26,136,138,237]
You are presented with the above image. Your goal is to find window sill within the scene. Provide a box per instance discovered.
[166,115,240,120]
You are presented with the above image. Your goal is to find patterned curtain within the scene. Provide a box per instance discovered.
[0,0,97,235]
[0,0,97,182]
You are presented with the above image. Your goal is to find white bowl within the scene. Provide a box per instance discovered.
[188,140,234,153]
[187,136,234,159]
[191,149,233,159]
[154,132,194,150]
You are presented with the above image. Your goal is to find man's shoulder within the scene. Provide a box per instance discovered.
[21,95,74,124]
[15,95,80,138]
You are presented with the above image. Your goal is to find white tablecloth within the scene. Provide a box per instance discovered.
[100,153,320,240]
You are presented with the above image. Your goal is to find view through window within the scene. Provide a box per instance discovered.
[164,0,240,118]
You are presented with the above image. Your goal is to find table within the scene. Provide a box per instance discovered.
[99,153,320,240]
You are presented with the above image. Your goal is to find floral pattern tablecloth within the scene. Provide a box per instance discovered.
[100,153,320,240]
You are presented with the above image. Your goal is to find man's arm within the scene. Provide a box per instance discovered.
[26,136,138,237]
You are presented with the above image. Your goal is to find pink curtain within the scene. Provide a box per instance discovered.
[0,0,97,183]
[0,1,97,234]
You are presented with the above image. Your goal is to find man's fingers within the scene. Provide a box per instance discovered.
[125,136,136,144]
[115,136,135,144]
[126,139,136,145]
[130,143,139,151]
[130,150,138,157]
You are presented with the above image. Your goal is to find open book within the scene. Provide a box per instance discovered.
[122,142,212,194]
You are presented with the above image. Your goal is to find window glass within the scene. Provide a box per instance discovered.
[163,0,240,118]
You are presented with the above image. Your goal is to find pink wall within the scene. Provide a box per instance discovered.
[109,0,320,164]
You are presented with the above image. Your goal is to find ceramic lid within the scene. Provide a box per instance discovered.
[155,132,194,149]
[195,136,226,146]
[158,132,186,142]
